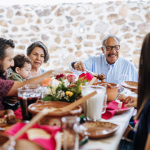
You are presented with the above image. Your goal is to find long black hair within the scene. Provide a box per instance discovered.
[136,33,150,119]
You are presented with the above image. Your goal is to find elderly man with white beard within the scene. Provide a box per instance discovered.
[69,34,138,84]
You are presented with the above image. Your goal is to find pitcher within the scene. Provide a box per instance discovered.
[17,84,41,121]
[81,85,106,122]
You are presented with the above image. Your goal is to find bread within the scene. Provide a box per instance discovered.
[26,128,51,140]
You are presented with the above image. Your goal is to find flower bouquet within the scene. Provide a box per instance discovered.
[42,72,93,103]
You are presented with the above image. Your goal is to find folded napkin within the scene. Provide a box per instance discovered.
[102,100,129,120]
[5,122,61,150]
[14,108,22,119]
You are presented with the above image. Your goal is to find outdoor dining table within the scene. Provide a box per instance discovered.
[80,107,134,150]
[1,87,136,150]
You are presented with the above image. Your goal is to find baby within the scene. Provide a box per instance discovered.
[8,54,32,81]
[3,54,32,111]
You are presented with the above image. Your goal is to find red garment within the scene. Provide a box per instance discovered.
[0,77,14,110]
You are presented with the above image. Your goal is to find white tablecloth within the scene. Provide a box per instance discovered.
[80,107,134,150]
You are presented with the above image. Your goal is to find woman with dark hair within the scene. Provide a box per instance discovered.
[27,41,50,78]
[133,32,150,150]
[119,33,150,150]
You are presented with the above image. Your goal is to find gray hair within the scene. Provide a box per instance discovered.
[27,41,50,63]
[102,34,120,47]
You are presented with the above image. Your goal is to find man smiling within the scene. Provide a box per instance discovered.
[70,34,138,84]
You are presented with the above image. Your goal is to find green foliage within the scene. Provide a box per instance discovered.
[42,77,87,103]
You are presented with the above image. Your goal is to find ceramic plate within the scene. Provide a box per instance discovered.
[115,108,131,115]
[121,81,138,90]
[82,121,119,139]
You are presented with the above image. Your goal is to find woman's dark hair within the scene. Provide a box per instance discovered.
[0,38,15,60]
[11,54,32,72]
[136,33,150,119]
[27,41,50,63]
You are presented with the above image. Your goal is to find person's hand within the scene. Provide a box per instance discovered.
[74,61,86,72]
[117,93,127,101]
[130,89,138,94]
[124,96,137,108]
[118,94,137,108]
[123,124,133,138]
[4,109,15,123]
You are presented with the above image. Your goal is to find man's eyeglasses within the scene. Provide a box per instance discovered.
[104,45,120,51]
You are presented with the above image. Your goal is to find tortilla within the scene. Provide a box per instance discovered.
[26,128,51,140]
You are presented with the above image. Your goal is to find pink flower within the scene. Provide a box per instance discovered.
[67,75,76,83]
[79,73,93,81]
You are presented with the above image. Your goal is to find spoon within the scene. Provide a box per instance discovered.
[1,91,97,149]
[85,69,98,77]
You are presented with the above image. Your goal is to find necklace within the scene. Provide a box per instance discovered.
[31,69,41,77]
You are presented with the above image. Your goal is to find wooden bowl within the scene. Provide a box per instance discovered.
[28,101,82,126]
[93,82,119,102]
[82,121,119,139]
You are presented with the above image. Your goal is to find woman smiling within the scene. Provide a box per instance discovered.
[27,41,50,78]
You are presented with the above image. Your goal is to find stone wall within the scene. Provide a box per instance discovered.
[0,1,149,70]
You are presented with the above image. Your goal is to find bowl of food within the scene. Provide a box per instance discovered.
[28,101,82,126]
[93,82,119,101]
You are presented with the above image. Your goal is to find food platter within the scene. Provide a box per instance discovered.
[115,107,131,115]
[82,121,119,139]
[121,81,138,90]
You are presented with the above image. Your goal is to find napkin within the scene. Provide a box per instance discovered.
[14,108,22,119]
[5,122,61,150]
[102,100,129,120]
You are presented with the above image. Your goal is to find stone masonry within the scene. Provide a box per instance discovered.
[0,1,148,71]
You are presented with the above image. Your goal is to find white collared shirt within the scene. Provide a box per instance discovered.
[69,54,138,84]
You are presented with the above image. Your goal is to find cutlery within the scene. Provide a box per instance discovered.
[88,77,97,85]
[85,69,98,77]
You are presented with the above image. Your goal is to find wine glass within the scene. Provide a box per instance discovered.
[118,74,128,94]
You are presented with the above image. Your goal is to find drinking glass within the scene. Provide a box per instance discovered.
[81,85,106,122]
[17,84,41,121]
[62,116,80,150]
[118,74,128,93]
[40,86,48,99]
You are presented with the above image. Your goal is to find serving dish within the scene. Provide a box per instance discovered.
[121,81,138,90]
[93,82,119,101]
[28,101,82,126]
[81,121,119,139]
